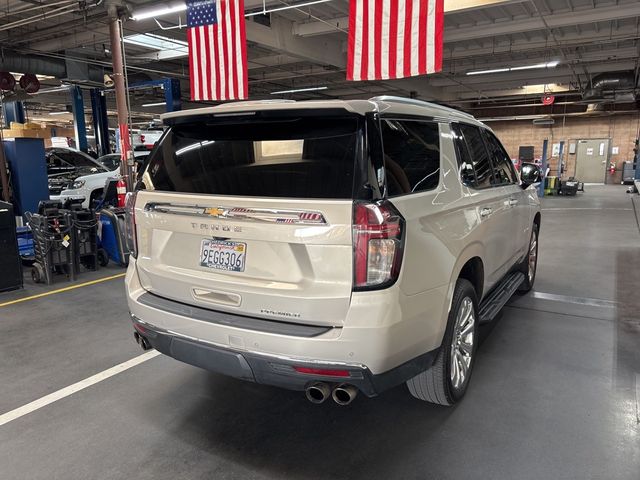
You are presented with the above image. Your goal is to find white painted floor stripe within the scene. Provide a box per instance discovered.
[530,291,616,309]
[0,350,160,427]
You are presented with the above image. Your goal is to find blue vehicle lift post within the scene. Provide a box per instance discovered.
[4,101,25,125]
[71,85,88,153]
[90,88,110,156]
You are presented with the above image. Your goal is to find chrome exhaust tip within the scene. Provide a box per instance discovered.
[332,384,358,406]
[134,332,152,351]
[305,382,331,404]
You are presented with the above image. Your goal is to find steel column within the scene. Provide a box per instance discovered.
[4,101,25,125]
[539,139,548,197]
[71,86,88,153]
[90,88,110,156]
[109,14,133,191]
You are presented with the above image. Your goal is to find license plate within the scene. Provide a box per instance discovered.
[200,239,246,272]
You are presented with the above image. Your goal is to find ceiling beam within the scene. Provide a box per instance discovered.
[293,0,528,36]
[444,26,640,61]
[293,2,640,40]
[432,60,637,88]
[246,15,444,98]
[446,45,640,74]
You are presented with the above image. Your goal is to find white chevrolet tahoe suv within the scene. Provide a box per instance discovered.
[125,97,541,406]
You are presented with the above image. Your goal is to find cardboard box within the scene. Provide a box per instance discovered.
[2,128,51,139]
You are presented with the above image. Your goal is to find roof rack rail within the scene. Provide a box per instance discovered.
[369,95,475,119]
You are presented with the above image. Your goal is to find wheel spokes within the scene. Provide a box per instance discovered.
[450,296,476,389]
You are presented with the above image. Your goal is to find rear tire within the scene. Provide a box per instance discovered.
[518,223,539,293]
[407,279,478,406]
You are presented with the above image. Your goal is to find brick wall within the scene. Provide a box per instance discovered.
[489,113,640,183]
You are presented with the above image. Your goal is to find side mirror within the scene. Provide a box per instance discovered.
[520,162,541,188]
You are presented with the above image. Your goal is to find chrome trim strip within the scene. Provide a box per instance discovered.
[144,202,327,225]
[130,314,365,369]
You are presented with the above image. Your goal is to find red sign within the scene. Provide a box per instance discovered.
[542,94,555,105]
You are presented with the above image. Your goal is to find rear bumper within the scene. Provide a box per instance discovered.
[131,314,437,397]
[126,258,447,395]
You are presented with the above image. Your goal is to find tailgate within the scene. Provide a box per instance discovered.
[134,191,353,327]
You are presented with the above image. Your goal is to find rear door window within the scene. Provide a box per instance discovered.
[457,124,494,189]
[379,119,441,196]
[140,115,361,199]
[451,124,477,187]
[483,130,517,185]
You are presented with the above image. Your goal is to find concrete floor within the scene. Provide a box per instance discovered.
[1,185,638,480]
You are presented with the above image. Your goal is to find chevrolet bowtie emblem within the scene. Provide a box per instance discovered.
[204,207,226,217]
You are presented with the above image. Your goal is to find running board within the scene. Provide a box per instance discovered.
[478,271,525,324]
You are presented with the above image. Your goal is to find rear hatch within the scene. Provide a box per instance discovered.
[133,110,367,327]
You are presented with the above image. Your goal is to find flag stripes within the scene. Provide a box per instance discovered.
[187,0,247,101]
[347,0,444,81]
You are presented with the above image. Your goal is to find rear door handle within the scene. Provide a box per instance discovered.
[480,207,492,218]
[508,198,518,207]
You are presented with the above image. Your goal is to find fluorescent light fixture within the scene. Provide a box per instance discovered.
[10,72,55,80]
[123,33,188,59]
[270,86,328,95]
[466,68,509,76]
[141,102,166,107]
[131,3,187,21]
[132,0,332,20]
[467,61,559,76]
[49,111,70,115]
[511,61,559,71]
[246,0,332,17]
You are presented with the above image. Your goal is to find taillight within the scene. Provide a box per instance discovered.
[353,201,405,290]
[124,191,138,258]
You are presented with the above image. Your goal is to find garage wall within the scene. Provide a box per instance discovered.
[488,113,640,182]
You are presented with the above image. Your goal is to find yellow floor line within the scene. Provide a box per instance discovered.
[0,273,126,308]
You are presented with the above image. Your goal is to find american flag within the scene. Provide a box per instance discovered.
[347,0,444,81]
[187,0,248,101]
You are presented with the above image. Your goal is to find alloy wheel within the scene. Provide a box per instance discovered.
[450,297,475,390]
[528,230,538,283]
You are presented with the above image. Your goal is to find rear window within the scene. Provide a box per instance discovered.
[139,115,360,199]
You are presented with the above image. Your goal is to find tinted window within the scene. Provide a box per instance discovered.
[380,119,440,196]
[483,130,517,185]
[457,124,493,189]
[140,116,360,199]
[451,124,477,187]
[98,154,120,170]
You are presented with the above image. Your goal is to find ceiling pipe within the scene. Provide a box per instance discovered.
[582,71,636,102]
[0,51,105,83]
[0,0,103,33]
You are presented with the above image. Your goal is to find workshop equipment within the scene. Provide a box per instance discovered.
[66,203,100,274]
[26,205,75,285]
[0,201,23,292]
